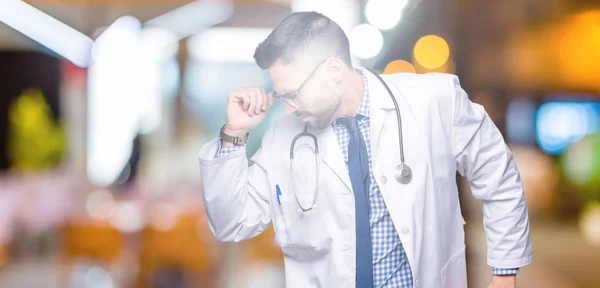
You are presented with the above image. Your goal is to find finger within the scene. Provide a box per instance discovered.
[240,93,251,111]
[255,89,265,114]
[259,89,268,111]
[230,92,242,103]
[231,92,248,111]
[247,91,257,116]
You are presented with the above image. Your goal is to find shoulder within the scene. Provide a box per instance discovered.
[382,72,460,94]
[379,72,461,108]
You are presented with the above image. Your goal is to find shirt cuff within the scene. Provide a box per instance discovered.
[215,139,244,158]
[492,267,519,276]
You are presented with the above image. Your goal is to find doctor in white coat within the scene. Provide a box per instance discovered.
[198,12,532,288]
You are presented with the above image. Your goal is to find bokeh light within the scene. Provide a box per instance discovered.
[536,102,600,155]
[109,201,144,233]
[413,35,450,69]
[510,145,557,214]
[561,134,600,194]
[291,0,360,35]
[85,189,116,220]
[349,24,383,59]
[84,266,114,288]
[383,60,416,74]
[579,202,600,248]
[365,0,408,30]
[506,98,538,145]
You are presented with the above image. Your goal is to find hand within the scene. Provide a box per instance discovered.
[225,88,275,137]
[488,275,516,288]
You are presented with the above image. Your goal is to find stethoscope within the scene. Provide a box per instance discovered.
[290,69,412,212]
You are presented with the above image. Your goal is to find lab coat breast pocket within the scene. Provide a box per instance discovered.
[272,194,333,261]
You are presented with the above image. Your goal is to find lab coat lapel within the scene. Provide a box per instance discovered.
[367,72,427,181]
[313,126,353,193]
[367,71,429,276]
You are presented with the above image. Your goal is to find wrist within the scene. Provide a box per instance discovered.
[220,124,249,147]
[223,125,249,137]
[491,275,516,287]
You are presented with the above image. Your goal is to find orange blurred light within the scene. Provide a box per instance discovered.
[507,9,600,93]
[383,60,416,74]
[413,56,455,74]
[413,35,450,69]
[0,244,6,267]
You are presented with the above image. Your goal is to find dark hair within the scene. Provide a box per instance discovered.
[254,11,352,69]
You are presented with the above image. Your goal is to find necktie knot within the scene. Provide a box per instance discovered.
[338,117,360,134]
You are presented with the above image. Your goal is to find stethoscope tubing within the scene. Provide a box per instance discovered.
[288,69,411,212]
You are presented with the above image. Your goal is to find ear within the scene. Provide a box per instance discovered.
[325,58,345,83]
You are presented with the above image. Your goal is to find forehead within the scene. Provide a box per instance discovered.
[268,60,311,93]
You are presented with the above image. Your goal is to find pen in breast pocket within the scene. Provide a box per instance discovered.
[276,184,282,205]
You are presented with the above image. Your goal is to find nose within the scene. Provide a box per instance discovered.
[284,102,298,116]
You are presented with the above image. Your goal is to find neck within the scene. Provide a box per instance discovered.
[336,70,365,118]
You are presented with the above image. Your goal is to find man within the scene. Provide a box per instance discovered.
[198,12,532,288]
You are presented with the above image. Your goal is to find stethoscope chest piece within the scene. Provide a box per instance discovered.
[395,163,412,184]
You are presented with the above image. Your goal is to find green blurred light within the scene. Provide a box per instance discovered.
[561,133,600,201]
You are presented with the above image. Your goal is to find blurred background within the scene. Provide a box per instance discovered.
[0,0,599,287]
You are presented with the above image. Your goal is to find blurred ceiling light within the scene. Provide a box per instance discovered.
[92,15,141,61]
[291,0,360,35]
[349,24,383,60]
[87,16,141,187]
[413,34,450,69]
[365,0,408,30]
[188,27,272,62]
[88,16,175,187]
[144,0,234,40]
[0,0,93,67]
[383,59,416,74]
[138,27,179,61]
[95,15,141,43]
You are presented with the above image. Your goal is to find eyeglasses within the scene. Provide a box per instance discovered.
[273,59,327,106]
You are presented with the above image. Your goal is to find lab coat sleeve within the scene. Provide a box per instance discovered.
[198,127,274,242]
[449,75,533,269]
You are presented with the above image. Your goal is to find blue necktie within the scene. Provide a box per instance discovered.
[338,117,373,288]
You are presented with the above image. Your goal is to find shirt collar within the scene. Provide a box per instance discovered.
[355,68,370,119]
[332,67,370,127]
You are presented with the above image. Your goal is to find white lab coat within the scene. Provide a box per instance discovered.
[198,71,533,288]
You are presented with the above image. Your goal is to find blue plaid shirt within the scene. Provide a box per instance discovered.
[216,68,518,286]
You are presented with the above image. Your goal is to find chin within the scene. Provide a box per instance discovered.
[309,120,331,130]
